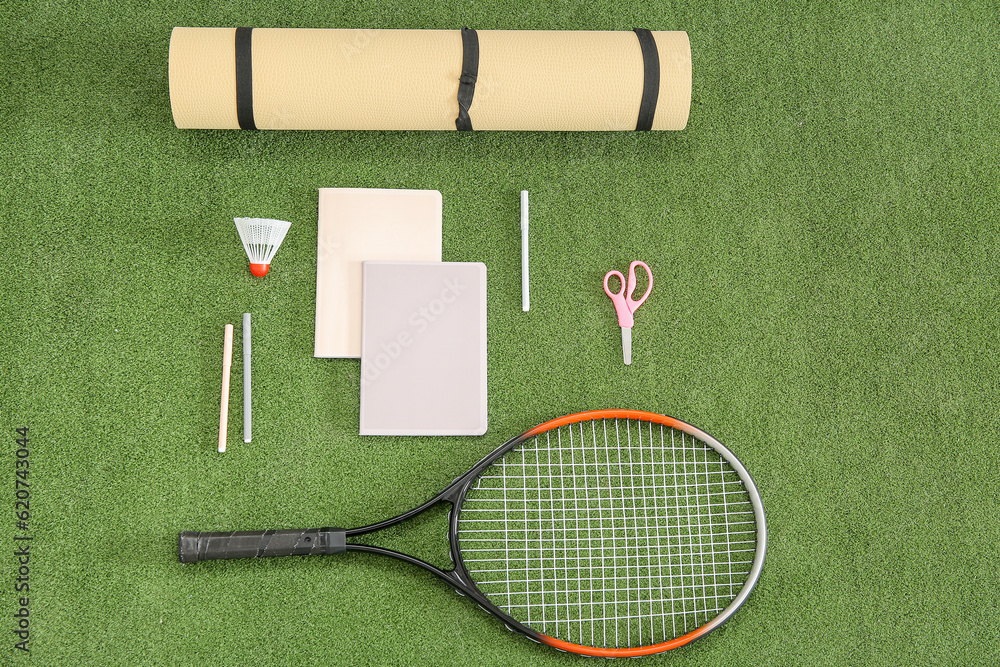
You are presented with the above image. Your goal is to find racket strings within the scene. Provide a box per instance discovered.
[457,418,758,650]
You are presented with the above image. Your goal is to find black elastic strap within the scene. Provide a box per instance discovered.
[632,28,660,131]
[235,27,257,130]
[456,27,479,131]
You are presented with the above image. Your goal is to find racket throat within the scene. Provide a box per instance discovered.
[344,544,475,594]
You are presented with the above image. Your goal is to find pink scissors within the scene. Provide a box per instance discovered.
[603,260,653,365]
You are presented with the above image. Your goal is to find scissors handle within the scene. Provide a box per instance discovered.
[603,270,634,327]
[603,261,653,328]
[625,261,653,310]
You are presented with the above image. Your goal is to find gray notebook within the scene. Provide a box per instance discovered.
[360,261,487,436]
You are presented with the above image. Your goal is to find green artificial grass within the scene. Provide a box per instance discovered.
[2,1,999,664]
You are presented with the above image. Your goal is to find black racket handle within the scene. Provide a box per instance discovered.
[179,528,346,563]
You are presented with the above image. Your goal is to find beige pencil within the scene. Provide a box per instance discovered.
[219,323,234,453]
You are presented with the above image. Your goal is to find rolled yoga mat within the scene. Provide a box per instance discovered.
[169,27,691,131]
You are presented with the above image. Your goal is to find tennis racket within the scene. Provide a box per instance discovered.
[179,409,766,657]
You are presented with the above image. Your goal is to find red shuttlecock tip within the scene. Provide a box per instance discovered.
[249,263,270,277]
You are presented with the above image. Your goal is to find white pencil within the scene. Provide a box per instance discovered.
[521,190,530,312]
[219,323,234,453]
[243,313,252,443]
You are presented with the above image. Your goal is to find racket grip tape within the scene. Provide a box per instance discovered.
[178,528,346,563]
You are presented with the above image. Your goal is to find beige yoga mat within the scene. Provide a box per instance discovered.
[169,27,691,131]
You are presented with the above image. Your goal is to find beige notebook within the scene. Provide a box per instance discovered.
[314,188,443,358]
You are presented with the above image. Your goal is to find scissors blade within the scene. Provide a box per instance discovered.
[622,326,632,365]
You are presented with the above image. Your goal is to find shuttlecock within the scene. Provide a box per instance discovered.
[234,217,292,277]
